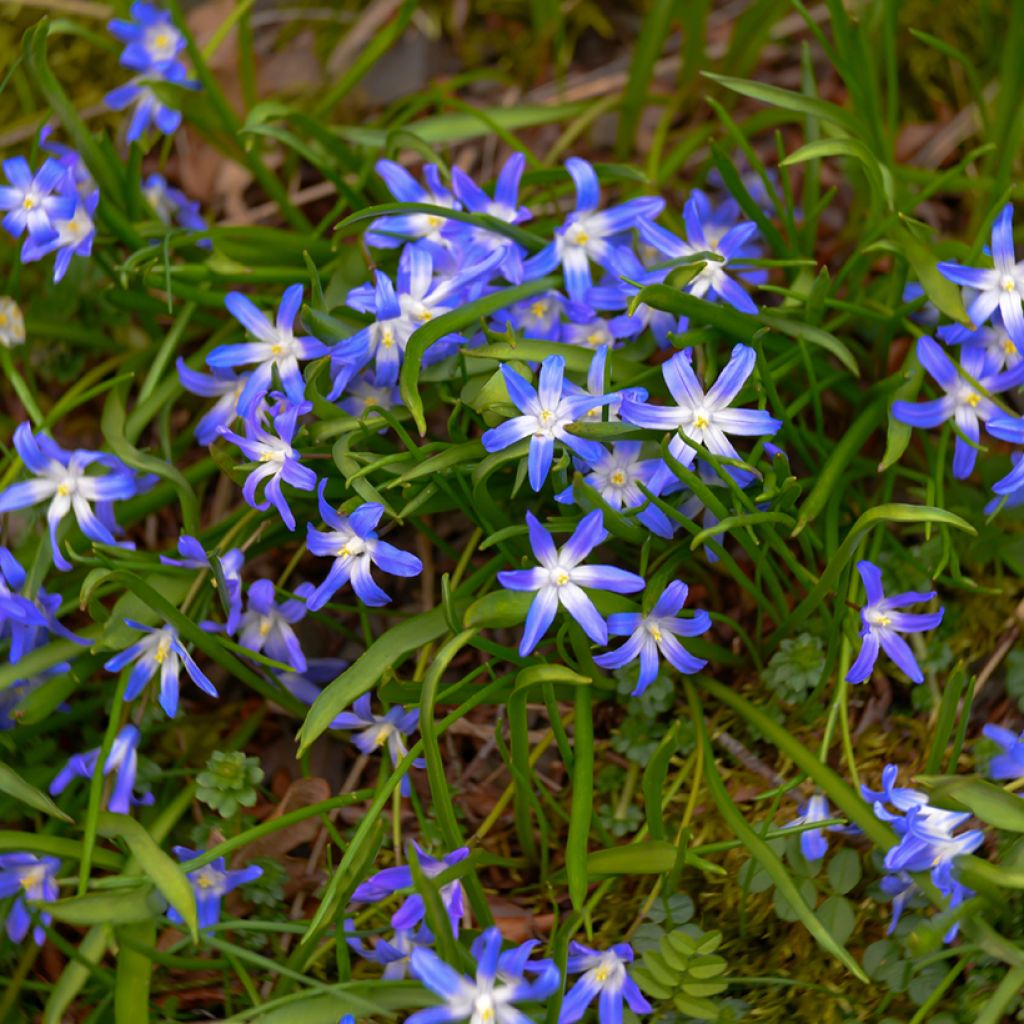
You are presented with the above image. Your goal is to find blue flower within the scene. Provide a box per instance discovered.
[346,920,434,980]
[39,127,94,197]
[846,561,943,685]
[639,190,760,314]
[449,153,531,283]
[0,424,144,571]
[105,620,217,718]
[555,442,672,539]
[0,853,60,945]
[481,354,616,492]
[0,547,87,679]
[559,941,651,1024]
[169,847,263,932]
[338,373,403,419]
[491,290,566,341]
[779,794,842,861]
[939,313,1022,375]
[621,344,781,476]
[351,843,469,935]
[865,765,982,942]
[587,246,687,347]
[334,695,424,795]
[365,160,460,258]
[330,248,498,397]
[108,3,186,72]
[219,405,317,531]
[498,510,645,656]
[238,579,313,673]
[524,157,664,302]
[306,485,423,609]
[562,344,646,425]
[0,157,75,244]
[982,724,1024,780]
[143,173,208,241]
[891,334,1021,478]
[561,303,616,349]
[176,359,254,445]
[984,414,1024,498]
[208,285,328,415]
[407,926,559,1024]
[49,724,153,814]
[103,60,197,143]
[160,535,245,634]
[594,580,709,694]
[938,203,1024,347]
[0,295,25,349]
[21,188,99,283]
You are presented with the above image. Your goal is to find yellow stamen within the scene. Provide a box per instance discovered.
[554,570,570,586]
[693,414,709,429]
[610,470,627,486]
[1004,338,1018,355]
[56,482,71,496]
[22,196,34,210]
[965,392,981,408]
[529,301,548,318]
[259,618,272,637]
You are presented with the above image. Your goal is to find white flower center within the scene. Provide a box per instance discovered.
[1002,275,1017,292]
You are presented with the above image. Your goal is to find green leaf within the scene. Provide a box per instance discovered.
[115,919,156,1024]
[815,895,856,946]
[890,220,971,324]
[400,277,560,433]
[43,925,110,1024]
[918,776,1024,832]
[249,984,424,1023]
[827,848,863,895]
[587,840,678,876]
[464,590,533,630]
[46,886,160,927]
[96,814,198,941]
[702,71,863,136]
[298,602,465,753]
[781,138,894,212]
[0,761,73,822]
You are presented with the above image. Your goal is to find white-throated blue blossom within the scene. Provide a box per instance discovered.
[365,159,459,258]
[982,724,1024,780]
[238,579,314,673]
[938,312,1021,375]
[555,442,673,539]
[105,619,217,718]
[408,925,559,1024]
[846,560,943,685]
[621,344,781,477]
[639,191,760,314]
[0,296,25,349]
[481,354,617,492]
[0,423,144,571]
[346,919,433,980]
[0,853,59,945]
[779,794,842,861]
[587,245,686,347]
[334,694,424,795]
[891,334,1023,478]
[176,359,254,445]
[449,153,531,283]
[498,510,645,656]
[562,344,645,424]
[558,941,651,1024]
[0,157,75,244]
[938,202,1024,346]
[524,157,663,302]
[562,303,616,349]
[351,843,468,935]
[218,405,316,531]
[339,372,402,418]
[593,580,710,694]
[306,484,423,609]
[49,724,152,814]
[108,2,185,72]
[169,847,263,933]
[21,187,99,283]
[491,290,565,340]
[209,284,327,414]
[331,247,499,397]
[864,765,982,941]
[143,172,208,240]
[39,125,95,198]
[160,535,245,634]
[104,59,196,143]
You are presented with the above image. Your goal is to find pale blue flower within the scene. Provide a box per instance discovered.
[498,510,645,656]
[0,157,74,243]
[238,579,314,673]
[105,620,217,718]
[983,724,1024,780]
[49,724,153,814]
[559,942,650,1024]
[0,853,59,945]
[846,561,943,684]
[169,847,263,932]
